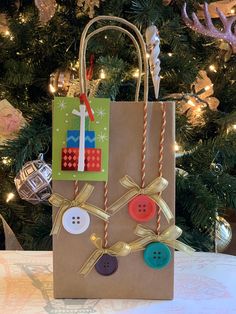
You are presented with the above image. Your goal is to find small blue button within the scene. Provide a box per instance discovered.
[144,242,171,269]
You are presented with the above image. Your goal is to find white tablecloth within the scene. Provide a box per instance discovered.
[0,251,235,313]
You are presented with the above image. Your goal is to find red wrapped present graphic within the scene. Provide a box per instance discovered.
[61,148,78,170]
[61,148,101,172]
[84,148,101,172]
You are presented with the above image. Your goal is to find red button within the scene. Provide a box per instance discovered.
[128,195,156,222]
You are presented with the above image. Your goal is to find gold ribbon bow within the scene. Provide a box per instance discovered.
[79,234,131,276]
[49,184,110,235]
[130,224,195,253]
[108,175,174,222]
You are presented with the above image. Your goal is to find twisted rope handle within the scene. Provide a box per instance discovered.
[78,15,149,101]
[83,26,143,102]
[156,102,167,235]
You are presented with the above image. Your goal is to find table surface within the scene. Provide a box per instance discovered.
[0,251,235,314]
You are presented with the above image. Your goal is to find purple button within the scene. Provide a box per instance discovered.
[95,254,118,276]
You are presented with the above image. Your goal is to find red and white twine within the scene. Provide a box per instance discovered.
[141,101,148,189]
[74,180,80,198]
[103,182,109,248]
[156,102,167,235]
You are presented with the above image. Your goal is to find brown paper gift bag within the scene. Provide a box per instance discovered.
[52,16,175,299]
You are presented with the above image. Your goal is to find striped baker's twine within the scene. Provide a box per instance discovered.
[74,180,80,197]
[156,102,167,235]
[141,101,148,188]
[103,100,149,247]
[103,181,109,248]
[75,178,109,248]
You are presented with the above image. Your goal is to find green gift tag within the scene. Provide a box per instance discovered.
[52,97,110,181]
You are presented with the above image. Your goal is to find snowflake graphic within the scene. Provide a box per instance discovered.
[95,107,106,119]
[58,101,66,110]
[97,132,108,142]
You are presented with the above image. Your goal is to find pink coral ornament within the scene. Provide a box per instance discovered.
[182,2,236,53]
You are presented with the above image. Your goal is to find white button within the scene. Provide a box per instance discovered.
[62,207,90,235]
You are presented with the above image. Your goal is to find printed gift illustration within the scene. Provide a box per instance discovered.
[52,97,110,181]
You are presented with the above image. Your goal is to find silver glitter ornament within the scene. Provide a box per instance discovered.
[215,216,232,252]
[14,154,52,205]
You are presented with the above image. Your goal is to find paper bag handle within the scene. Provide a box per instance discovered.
[79,16,149,102]
[84,25,142,101]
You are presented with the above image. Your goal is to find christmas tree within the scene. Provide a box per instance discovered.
[0,0,235,251]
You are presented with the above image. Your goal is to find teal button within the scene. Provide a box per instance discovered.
[144,242,171,269]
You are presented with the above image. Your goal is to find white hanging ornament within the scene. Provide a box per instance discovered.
[145,25,161,99]
[14,154,52,205]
